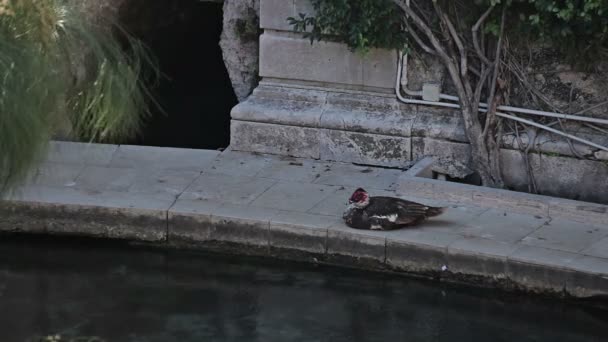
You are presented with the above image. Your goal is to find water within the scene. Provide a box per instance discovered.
[0,236,606,342]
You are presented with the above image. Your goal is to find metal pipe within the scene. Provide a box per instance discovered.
[395,52,608,152]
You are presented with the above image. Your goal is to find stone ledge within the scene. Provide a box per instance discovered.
[397,175,608,226]
[0,200,167,242]
[230,120,412,167]
[3,187,607,299]
[2,143,608,300]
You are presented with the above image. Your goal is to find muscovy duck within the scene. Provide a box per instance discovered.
[342,188,446,230]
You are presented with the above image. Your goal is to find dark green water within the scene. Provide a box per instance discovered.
[0,236,606,342]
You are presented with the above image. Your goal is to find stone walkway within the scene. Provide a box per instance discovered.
[1,141,607,298]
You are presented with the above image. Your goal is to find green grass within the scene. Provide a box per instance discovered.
[0,0,159,194]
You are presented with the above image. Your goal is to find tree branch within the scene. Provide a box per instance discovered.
[443,13,467,78]
[403,19,436,55]
[472,6,494,66]
[483,6,506,137]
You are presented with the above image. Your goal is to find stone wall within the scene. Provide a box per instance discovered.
[231,0,608,204]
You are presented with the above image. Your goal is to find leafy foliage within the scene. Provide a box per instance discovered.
[287,0,408,53]
[288,0,608,63]
[1,0,159,194]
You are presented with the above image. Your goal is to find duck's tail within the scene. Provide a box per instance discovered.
[426,206,447,217]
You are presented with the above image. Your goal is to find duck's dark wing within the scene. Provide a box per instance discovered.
[368,196,444,226]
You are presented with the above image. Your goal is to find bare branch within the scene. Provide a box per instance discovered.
[393,0,450,63]
[483,6,507,137]
[472,6,494,66]
[443,14,467,78]
[403,19,436,55]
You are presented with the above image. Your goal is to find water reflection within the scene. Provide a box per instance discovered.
[0,236,606,342]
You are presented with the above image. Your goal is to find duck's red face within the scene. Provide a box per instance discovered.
[348,188,370,208]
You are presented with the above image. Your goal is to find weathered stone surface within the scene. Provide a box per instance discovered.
[5,143,608,298]
[44,141,118,166]
[256,158,324,183]
[402,53,445,91]
[500,149,608,204]
[269,211,337,254]
[231,96,325,127]
[0,200,166,241]
[220,0,261,101]
[181,172,276,205]
[321,92,415,137]
[259,32,397,89]
[459,209,547,244]
[548,197,608,227]
[26,163,84,188]
[250,181,337,212]
[208,203,277,246]
[168,199,220,244]
[327,223,386,263]
[397,175,475,204]
[521,218,608,253]
[230,120,321,159]
[320,130,411,167]
[507,245,580,293]
[412,106,467,142]
[447,237,516,278]
[582,236,608,259]
[386,229,461,273]
[109,145,219,171]
[313,163,404,190]
[411,138,472,178]
[472,184,550,217]
[205,149,273,177]
[386,241,448,273]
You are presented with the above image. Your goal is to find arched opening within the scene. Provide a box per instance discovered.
[119,0,237,150]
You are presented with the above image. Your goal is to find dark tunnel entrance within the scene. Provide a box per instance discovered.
[120,0,237,150]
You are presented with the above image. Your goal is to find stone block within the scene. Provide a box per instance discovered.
[230,120,321,159]
[411,138,471,168]
[208,203,278,246]
[386,229,460,273]
[168,199,221,244]
[250,181,337,212]
[413,107,467,142]
[386,240,448,273]
[260,0,295,31]
[320,129,411,167]
[269,211,338,254]
[231,96,325,127]
[362,48,398,89]
[507,244,579,292]
[501,150,608,205]
[321,93,414,137]
[259,32,396,89]
[447,237,517,277]
[0,200,166,241]
[327,223,387,263]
